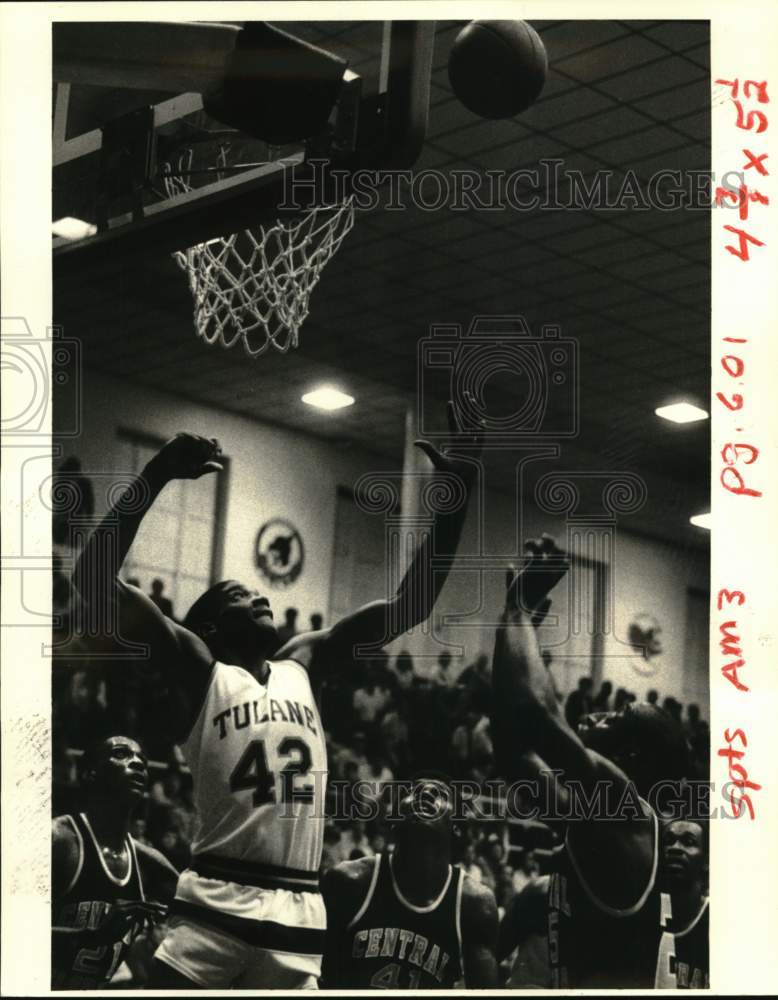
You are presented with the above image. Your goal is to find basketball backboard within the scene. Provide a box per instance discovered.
[52,20,435,275]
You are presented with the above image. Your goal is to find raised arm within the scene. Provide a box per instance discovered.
[284,401,482,673]
[491,537,604,790]
[71,434,222,732]
[491,537,655,907]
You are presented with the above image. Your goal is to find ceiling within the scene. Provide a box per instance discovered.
[53,19,711,551]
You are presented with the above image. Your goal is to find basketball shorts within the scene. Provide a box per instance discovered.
[154,868,325,988]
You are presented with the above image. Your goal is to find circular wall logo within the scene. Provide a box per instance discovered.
[627,613,663,676]
[255,519,304,588]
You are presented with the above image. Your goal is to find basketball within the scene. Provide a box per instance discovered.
[448,20,547,119]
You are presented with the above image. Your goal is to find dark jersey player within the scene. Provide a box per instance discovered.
[654,818,709,988]
[51,736,178,989]
[490,536,690,989]
[321,777,499,989]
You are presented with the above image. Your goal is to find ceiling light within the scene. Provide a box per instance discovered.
[302,386,355,411]
[52,217,97,240]
[655,402,709,424]
[690,512,712,530]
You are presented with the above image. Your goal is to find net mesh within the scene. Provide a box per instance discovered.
[164,148,355,357]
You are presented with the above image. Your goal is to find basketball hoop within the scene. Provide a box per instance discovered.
[164,147,355,357]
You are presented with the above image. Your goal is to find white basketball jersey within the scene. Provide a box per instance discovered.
[182,659,327,872]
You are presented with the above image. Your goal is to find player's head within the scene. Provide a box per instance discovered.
[183,580,278,660]
[578,702,690,798]
[394,771,455,854]
[81,735,148,805]
[661,817,708,891]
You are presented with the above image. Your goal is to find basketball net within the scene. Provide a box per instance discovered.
[164,147,355,358]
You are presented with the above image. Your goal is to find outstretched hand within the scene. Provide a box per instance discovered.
[506,534,569,617]
[413,395,485,487]
[146,433,223,483]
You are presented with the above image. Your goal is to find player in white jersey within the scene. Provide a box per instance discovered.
[73,413,481,988]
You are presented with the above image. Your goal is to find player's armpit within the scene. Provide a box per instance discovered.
[284,606,397,681]
[460,879,500,988]
[315,600,392,658]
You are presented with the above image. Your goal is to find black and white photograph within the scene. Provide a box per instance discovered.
[1,4,777,995]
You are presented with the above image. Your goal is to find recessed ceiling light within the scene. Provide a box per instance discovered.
[52,217,97,240]
[301,386,355,411]
[690,512,712,530]
[655,402,709,424]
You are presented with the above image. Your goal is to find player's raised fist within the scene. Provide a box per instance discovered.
[505,534,569,616]
[146,433,223,482]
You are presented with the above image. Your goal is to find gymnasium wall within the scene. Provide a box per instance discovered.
[58,369,709,709]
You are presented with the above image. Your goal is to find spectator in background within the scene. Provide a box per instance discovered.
[458,653,491,705]
[496,865,518,915]
[469,714,494,781]
[475,836,501,893]
[339,761,363,819]
[564,676,593,730]
[310,612,323,631]
[130,817,154,848]
[647,688,659,706]
[433,649,453,686]
[690,720,710,779]
[393,651,416,692]
[334,731,370,781]
[276,607,299,647]
[459,842,485,885]
[352,667,390,731]
[451,709,482,776]
[149,578,175,621]
[685,703,704,740]
[148,765,193,846]
[379,696,411,774]
[358,754,394,809]
[483,835,508,884]
[52,456,94,547]
[512,850,541,895]
[663,696,683,726]
[614,686,631,712]
[592,680,613,712]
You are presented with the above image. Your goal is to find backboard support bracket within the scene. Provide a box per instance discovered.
[96,106,157,230]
